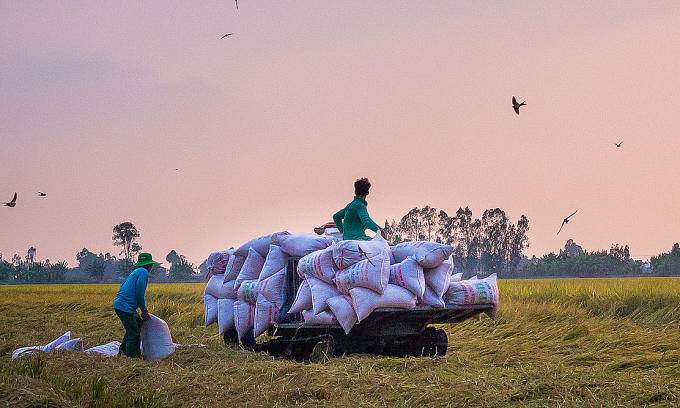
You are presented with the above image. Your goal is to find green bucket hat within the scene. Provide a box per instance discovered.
[135,253,160,267]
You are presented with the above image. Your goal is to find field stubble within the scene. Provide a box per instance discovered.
[2,279,680,407]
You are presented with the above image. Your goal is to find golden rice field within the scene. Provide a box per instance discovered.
[3,278,680,407]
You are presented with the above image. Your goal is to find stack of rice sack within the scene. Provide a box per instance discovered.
[290,232,457,334]
[204,232,336,343]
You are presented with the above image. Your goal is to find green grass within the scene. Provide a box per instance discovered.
[2,279,680,407]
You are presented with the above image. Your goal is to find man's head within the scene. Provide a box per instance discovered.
[354,178,371,197]
[135,253,160,271]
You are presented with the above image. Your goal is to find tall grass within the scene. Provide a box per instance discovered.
[2,280,680,407]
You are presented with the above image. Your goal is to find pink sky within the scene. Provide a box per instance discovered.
[2,1,680,267]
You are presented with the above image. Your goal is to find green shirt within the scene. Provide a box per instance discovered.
[333,196,380,241]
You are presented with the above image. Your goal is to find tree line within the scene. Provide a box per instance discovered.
[0,222,202,284]
[382,206,530,278]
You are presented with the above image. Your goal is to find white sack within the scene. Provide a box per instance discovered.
[234,301,255,341]
[254,295,279,338]
[332,230,390,269]
[258,268,286,306]
[423,255,454,298]
[445,273,499,305]
[55,338,83,352]
[389,256,426,297]
[273,233,334,257]
[420,285,445,309]
[207,250,232,276]
[223,254,246,282]
[335,249,390,295]
[236,279,259,304]
[205,274,237,300]
[85,341,121,356]
[258,244,289,282]
[288,280,312,314]
[234,232,290,257]
[392,241,454,269]
[307,276,341,314]
[141,314,175,361]
[297,247,337,284]
[12,331,71,360]
[326,295,357,334]
[350,285,417,322]
[217,298,236,335]
[302,309,337,325]
[203,292,218,326]
[452,272,463,282]
[234,248,265,289]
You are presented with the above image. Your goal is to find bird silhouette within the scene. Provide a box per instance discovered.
[615,141,623,148]
[38,191,46,196]
[222,33,232,39]
[3,192,17,207]
[512,96,526,115]
[557,210,578,234]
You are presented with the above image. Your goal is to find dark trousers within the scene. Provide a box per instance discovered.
[115,308,143,358]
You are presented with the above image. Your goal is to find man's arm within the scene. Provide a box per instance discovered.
[332,208,345,233]
[358,205,380,232]
[135,271,149,317]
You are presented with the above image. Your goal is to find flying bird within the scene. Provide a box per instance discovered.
[615,141,623,148]
[512,96,526,115]
[557,210,578,235]
[222,33,233,39]
[38,191,46,196]
[3,192,17,207]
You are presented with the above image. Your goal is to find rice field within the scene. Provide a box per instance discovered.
[2,278,680,407]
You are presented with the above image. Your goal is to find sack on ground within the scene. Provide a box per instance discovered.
[420,285,445,309]
[332,230,390,269]
[236,279,259,304]
[423,255,453,298]
[12,331,72,360]
[235,248,265,289]
[302,309,337,325]
[217,298,236,335]
[258,244,289,282]
[297,247,337,284]
[307,276,341,314]
[452,272,463,282]
[85,341,121,356]
[204,293,218,326]
[326,295,357,334]
[258,268,286,306]
[205,274,237,299]
[350,284,417,322]
[234,232,290,258]
[389,256,426,297]
[223,254,246,282]
[55,338,83,352]
[392,241,454,269]
[273,233,334,257]
[141,314,175,361]
[234,301,255,341]
[335,249,390,295]
[288,280,312,314]
[254,295,279,338]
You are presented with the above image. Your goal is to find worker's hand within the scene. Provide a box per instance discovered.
[141,311,151,321]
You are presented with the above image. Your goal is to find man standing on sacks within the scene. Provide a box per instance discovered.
[333,178,386,241]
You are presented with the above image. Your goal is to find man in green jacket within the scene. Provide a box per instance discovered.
[333,177,385,241]
[113,253,159,358]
